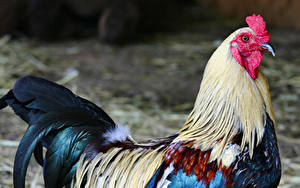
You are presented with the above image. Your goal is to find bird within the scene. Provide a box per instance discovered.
[0,14,281,188]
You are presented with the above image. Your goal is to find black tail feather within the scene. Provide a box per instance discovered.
[0,91,9,109]
[12,76,81,112]
[14,108,114,188]
[0,76,117,188]
[1,76,115,125]
[34,142,44,166]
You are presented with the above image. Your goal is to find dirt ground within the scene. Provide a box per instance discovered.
[0,21,299,187]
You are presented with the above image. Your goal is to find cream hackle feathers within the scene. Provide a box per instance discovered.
[174,27,275,161]
[73,146,166,188]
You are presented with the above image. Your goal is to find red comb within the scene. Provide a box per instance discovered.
[246,14,270,43]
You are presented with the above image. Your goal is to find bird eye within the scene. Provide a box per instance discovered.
[241,35,249,42]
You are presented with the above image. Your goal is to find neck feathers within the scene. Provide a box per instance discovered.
[174,29,275,162]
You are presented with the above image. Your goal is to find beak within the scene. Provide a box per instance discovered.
[260,43,275,57]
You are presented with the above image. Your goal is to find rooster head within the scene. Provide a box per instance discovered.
[230,14,275,79]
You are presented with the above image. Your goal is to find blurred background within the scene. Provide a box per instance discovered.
[0,0,299,187]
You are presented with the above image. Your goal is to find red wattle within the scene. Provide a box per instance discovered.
[243,51,263,79]
[230,46,243,66]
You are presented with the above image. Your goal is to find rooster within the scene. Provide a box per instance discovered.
[0,14,281,188]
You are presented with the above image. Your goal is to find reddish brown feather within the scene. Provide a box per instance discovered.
[164,142,235,185]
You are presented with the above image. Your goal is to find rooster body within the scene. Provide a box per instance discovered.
[0,14,281,188]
